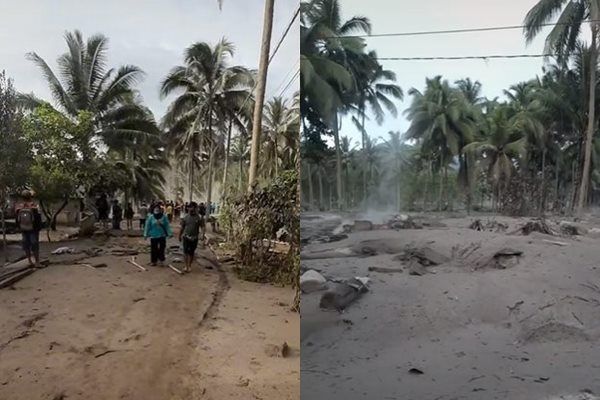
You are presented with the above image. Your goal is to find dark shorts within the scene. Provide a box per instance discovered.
[22,231,39,253]
[182,236,199,255]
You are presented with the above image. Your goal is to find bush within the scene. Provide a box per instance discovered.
[220,170,299,289]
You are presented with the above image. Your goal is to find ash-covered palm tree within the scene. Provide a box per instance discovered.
[160,38,253,203]
[301,0,371,208]
[25,30,158,149]
[405,76,477,209]
[463,106,527,210]
[523,0,600,212]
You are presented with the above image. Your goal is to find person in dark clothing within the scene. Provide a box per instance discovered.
[16,190,43,267]
[96,194,109,229]
[112,200,122,230]
[124,202,134,230]
[143,205,173,266]
[178,202,204,273]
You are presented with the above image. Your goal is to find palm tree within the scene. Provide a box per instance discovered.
[383,131,404,211]
[405,76,477,209]
[160,38,252,204]
[351,52,403,205]
[300,0,371,208]
[262,96,299,178]
[25,30,158,152]
[455,78,484,105]
[523,0,600,212]
[463,107,527,210]
[230,134,250,192]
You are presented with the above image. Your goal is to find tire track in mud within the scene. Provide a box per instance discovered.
[197,246,230,328]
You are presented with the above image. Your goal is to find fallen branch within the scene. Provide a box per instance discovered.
[542,239,569,247]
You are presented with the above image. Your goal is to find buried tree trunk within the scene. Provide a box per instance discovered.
[317,169,324,209]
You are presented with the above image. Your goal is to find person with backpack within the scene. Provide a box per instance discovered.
[143,204,173,266]
[16,190,43,268]
[198,202,207,239]
[124,202,134,230]
[178,201,203,273]
[111,200,122,230]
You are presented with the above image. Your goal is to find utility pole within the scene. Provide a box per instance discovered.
[247,0,275,193]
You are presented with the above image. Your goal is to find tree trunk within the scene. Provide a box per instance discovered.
[577,27,598,214]
[221,117,233,200]
[274,135,279,178]
[361,104,367,208]
[438,156,444,211]
[188,140,195,203]
[247,0,275,193]
[540,147,546,215]
[307,163,314,207]
[239,158,244,191]
[206,145,215,216]
[332,112,343,209]
[317,169,324,209]
[1,202,6,263]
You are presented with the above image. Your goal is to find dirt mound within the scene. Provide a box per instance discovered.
[521,321,590,343]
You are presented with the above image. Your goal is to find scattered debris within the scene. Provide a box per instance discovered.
[518,219,554,236]
[507,300,524,314]
[368,266,403,273]
[393,247,450,266]
[353,220,373,231]
[265,342,290,358]
[387,214,422,230]
[475,248,523,270]
[300,270,327,293]
[408,368,424,375]
[560,221,588,236]
[51,247,75,255]
[542,239,569,246]
[469,219,508,232]
[319,278,369,311]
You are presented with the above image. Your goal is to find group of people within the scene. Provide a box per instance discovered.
[142,201,205,272]
[15,191,210,273]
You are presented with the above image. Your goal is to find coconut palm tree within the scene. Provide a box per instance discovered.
[523,0,600,212]
[160,38,252,204]
[25,30,158,149]
[463,107,527,210]
[300,0,371,208]
[405,76,477,209]
[262,96,299,178]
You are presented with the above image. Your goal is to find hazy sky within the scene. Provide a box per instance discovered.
[0,0,299,120]
[339,0,589,147]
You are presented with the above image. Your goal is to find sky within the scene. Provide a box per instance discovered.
[339,0,591,147]
[0,0,299,121]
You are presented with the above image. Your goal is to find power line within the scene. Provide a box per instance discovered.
[234,7,299,119]
[279,69,299,98]
[269,6,300,63]
[376,53,557,61]
[274,59,300,94]
[338,19,600,39]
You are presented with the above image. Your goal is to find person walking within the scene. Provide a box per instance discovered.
[111,200,122,230]
[178,202,203,273]
[96,193,109,229]
[139,203,148,229]
[124,202,134,230]
[143,205,173,266]
[15,190,43,268]
[166,201,174,223]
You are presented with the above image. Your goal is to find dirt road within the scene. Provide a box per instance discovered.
[0,233,299,400]
[301,213,600,400]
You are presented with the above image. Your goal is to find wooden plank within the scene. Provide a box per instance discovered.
[0,268,35,289]
[127,257,147,271]
[168,264,183,275]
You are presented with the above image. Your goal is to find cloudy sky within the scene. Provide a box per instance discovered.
[0,0,299,120]
[340,0,590,146]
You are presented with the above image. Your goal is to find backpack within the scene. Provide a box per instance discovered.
[19,208,34,231]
